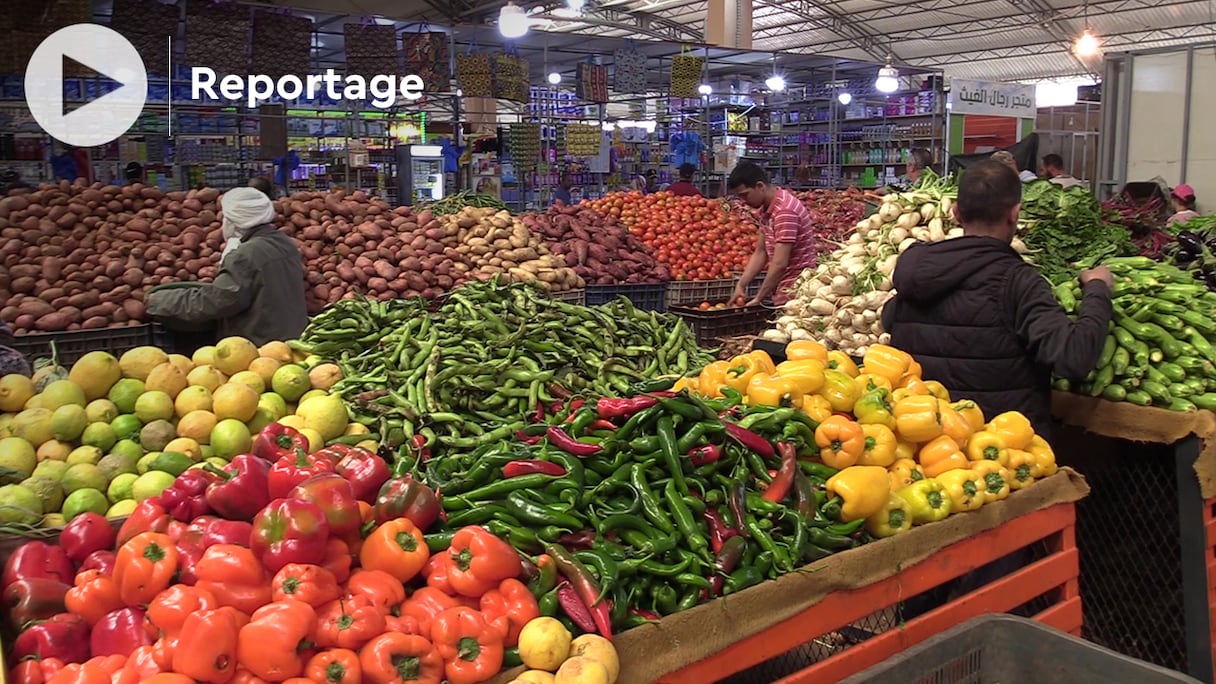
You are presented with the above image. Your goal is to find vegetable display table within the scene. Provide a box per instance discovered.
[1052,392,1216,683]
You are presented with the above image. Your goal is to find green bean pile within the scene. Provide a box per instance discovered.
[295,280,712,452]
[424,191,508,216]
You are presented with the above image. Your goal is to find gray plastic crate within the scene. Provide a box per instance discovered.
[840,615,1202,684]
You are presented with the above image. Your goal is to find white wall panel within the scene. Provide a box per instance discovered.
[1126,51,1188,184]
[1186,48,1216,213]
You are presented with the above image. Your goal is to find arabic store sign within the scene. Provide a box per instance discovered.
[948,79,1036,118]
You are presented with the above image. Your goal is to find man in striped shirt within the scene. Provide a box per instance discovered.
[728,162,818,306]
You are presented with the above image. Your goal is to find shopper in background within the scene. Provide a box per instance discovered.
[1042,154,1082,188]
[727,161,818,307]
[146,187,309,346]
[905,148,933,186]
[553,172,573,205]
[1167,183,1200,228]
[0,324,31,377]
[992,150,1038,182]
[249,176,277,200]
[49,146,79,182]
[667,163,702,197]
[124,162,143,185]
[630,171,648,193]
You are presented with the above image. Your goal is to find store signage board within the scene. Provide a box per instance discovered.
[948,79,1036,118]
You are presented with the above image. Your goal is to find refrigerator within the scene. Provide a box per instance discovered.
[394,144,446,206]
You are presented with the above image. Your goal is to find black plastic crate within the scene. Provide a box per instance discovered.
[666,279,740,308]
[669,305,771,347]
[551,288,586,306]
[585,283,667,312]
[11,324,154,366]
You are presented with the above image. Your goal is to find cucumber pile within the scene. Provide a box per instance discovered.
[1053,257,1216,412]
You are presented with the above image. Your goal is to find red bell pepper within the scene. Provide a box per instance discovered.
[194,545,272,615]
[90,607,154,658]
[372,474,440,530]
[251,497,330,573]
[268,448,335,500]
[10,658,66,684]
[12,612,90,664]
[399,586,459,637]
[58,513,117,566]
[2,541,75,588]
[175,545,204,586]
[447,526,523,598]
[79,550,115,577]
[313,443,354,467]
[291,473,361,538]
[115,499,172,548]
[334,447,391,503]
[204,455,270,521]
[4,577,69,632]
[181,516,253,551]
[251,423,310,463]
[159,468,218,522]
[479,578,540,647]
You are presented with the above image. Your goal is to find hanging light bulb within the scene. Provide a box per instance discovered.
[1074,29,1101,57]
[498,2,529,38]
[548,72,562,85]
[837,92,852,105]
[698,83,712,95]
[875,57,899,94]
[765,75,785,92]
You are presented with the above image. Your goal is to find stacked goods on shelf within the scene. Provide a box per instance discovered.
[0,338,355,529]
[1018,180,1137,285]
[521,203,669,285]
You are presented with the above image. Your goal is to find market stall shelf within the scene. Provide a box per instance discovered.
[9,325,155,367]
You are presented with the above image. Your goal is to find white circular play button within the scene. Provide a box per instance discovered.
[24,24,148,147]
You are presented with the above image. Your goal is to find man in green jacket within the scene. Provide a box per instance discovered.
[146,187,308,346]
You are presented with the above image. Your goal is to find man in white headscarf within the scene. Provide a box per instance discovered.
[146,187,308,345]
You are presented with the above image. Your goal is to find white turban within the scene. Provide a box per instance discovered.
[220,187,276,241]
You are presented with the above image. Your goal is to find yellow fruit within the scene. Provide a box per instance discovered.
[248,357,281,386]
[515,673,557,684]
[40,380,87,410]
[50,405,88,441]
[11,408,54,447]
[0,437,38,483]
[212,383,259,423]
[213,337,259,376]
[297,389,327,405]
[0,375,36,412]
[356,439,378,452]
[167,354,194,376]
[177,410,218,444]
[145,363,188,399]
[30,365,66,393]
[296,394,348,441]
[519,617,572,672]
[69,351,122,400]
[84,399,119,424]
[164,437,202,462]
[308,363,343,391]
[186,365,226,392]
[134,390,175,423]
[228,370,265,395]
[344,423,370,436]
[297,427,322,452]
[555,658,610,684]
[271,365,311,402]
[118,347,169,381]
[568,635,619,683]
[258,341,294,364]
[192,346,217,367]
[0,414,11,438]
[175,386,213,417]
[277,415,306,431]
[210,419,252,460]
[36,440,71,462]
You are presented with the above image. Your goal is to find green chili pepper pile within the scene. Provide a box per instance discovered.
[418,389,865,630]
[424,191,509,215]
[295,279,712,453]
[1053,256,1216,411]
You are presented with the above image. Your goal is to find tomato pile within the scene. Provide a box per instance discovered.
[585,191,757,281]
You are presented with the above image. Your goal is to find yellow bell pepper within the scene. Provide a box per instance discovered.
[825,465,891,522]
[895,440,917,462]
[917,435,968,478]
[965,430,1009,467]
[897,478,952,524]
[938,399,975,447]
[815,415,866,469]
[865,494,912,538]
[935,468,985,512]
[854,389,896,430]
[893,395,944,444]
[861,344,912,386]
[858,424,898,467]
[746,373,802,407]
[1027,435,1058,477]
[748,350,777,375]
[801,394,833,423]
[672,376,697,393]
[697,361,730,398]
[898,375,931,395]
[904,358,923,381]
[724,354,761,393]
[890,387,918,403]
[855,373,894,395]
[1006,450,1036,489]
[952,400,986,433]
[785,340,828,362]
[827,350,860,378]
[821,369,862,413]
[888,458,925,491]
[970,460,1012,503]
[775,359,826,395]
[986,411,1034,450]
[923,380,951,401]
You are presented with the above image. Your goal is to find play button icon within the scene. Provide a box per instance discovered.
[25,24,148,147]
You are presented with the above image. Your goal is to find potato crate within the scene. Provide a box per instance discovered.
[551,288,587,306]
[585,283,668,312]
[666,279,741,308]
[10,324,154,366]
[669,305,772,347]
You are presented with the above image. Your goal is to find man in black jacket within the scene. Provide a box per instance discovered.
[881,159,1113,437]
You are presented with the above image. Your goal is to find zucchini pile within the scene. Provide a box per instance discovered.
[1054,257,1216,411]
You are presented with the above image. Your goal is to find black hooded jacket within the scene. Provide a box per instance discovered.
[881,236,1112,437]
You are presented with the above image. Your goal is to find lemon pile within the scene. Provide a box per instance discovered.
[513,618,620,684]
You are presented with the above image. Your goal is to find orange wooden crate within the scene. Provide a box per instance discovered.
[1205,495,1216,673]
[658,502,1081,684]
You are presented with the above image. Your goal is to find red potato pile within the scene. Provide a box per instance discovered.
[0,181,226,333]
[522,203,669,285]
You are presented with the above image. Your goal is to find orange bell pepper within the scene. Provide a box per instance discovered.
[432,607,504,684]
[918,435,969,478]
[237,600,318,681]
[121,645,165,680]
[322,538,354,585]
[272,564,341,608]
[479,578,540,648]
[861,344,912,386]
[195,545,272,616]
[987,411,1034,450]
[814,415,866,469]
[46,661,110,684]
[399,587,460,638]
[142,675,196,684]
[358,633,443,684]
[229,670,268,684]
[305,649,362,684]
[64,570,123,626]
[316,596,387,651]
[445,527,523,599]
[360,519,430,584]
[905,358,923,381]
[146,585,219,637]
[346,569,407,616]
[785,339,828,362]
[113,532,178,608]
[172,607,245,683]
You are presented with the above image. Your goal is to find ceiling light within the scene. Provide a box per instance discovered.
[698,83,712,95]
[837,92,852,105]
[498,2,530,38]
[602,122,615,131]
[875,60,899,94]
[548,72,562,85]
[765,75,785,92]
[1074,29,1101,57]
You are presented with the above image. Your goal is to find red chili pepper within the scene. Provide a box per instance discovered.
[545,426,603,457]
[629,607,660,622]
[702,507,737,554]
[724,423,775,459]
[586,419,618,432]
[544,543,611,640]
[515,431,543,446]
[762,442,798,503]
[533,402,546,423]
[555,582,597,633]
[568,398,585,411]
[729,483,751,539]
[595,396,659,420]
[502,460,566,478]
[556,530,596,550]
[688,444,721,467]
